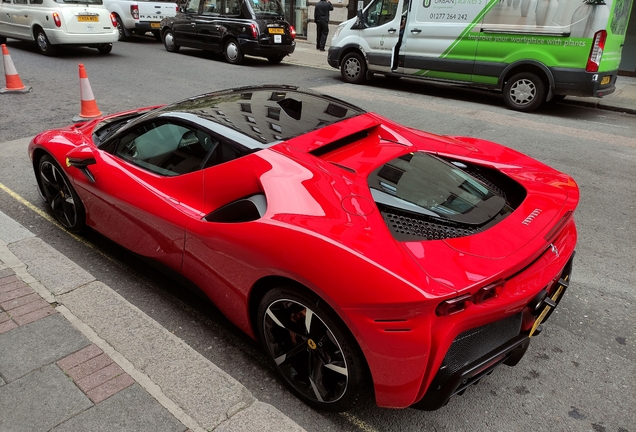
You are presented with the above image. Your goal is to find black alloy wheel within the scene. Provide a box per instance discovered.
[35,28,57,56]
[503,72,546,112]
[257,287,368,411]
[163,29,180,53]
[340,52,367,84]
[38,155,86,233]
[223,38,244,65]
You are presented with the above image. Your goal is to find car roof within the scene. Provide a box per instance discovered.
[146,85,367,148]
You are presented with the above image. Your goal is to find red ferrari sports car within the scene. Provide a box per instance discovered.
[28,85,578,412]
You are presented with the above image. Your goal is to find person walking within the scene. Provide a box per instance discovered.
[314,0,333,51]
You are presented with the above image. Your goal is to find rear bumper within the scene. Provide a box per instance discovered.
[239,39,295,58]
[411,254,574,410]
[46,29,118,45]
[552,68,617,97]
[135,22,162,32]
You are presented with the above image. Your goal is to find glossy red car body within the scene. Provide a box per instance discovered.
[28,86,578,410]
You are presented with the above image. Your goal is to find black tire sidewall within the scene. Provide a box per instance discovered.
[256,286,369,411]
[36,30,56,56]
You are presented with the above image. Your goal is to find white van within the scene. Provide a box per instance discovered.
[327,0,632,111]
[0,0,118,55]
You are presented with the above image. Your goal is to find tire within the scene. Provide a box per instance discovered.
[503,72,546,112]
[152,30,162,42]
[115,16,128,41]
[0,36,6,44]
[38,154,86,233]
[35,28,57,56]
[267,55,285,64]
[340,52,367,84]
[257,287,369,412]
[223,38,243,65]
[163,29,180,53]
[97,43,112,54]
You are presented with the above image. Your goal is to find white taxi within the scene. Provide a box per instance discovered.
[0,0,118,55]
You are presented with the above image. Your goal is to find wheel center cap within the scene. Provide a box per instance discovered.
[307,339,317,350]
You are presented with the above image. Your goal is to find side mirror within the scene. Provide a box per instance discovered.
[66,145,97,182]
[351,9,367,29]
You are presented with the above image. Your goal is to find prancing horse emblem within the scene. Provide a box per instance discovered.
[550,244,559,257]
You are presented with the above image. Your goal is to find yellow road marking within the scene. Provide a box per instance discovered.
[340,412,379,432]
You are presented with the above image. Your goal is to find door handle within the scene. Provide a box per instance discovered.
[388,27,396,33]
[24,14,29,17]
[191,23,196,27]
[411,28,422,34]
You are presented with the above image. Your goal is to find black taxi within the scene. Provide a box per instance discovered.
[160,0,295,64]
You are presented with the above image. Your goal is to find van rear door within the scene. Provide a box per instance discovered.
[400,0,485,80]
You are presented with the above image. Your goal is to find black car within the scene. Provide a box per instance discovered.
[160,0,295,64]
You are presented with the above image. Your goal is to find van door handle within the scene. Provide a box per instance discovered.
[411,28,422,33]
[388,27,396,33]
[191,23,196,27]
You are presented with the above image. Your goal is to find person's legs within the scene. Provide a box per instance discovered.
[318,22,328,50]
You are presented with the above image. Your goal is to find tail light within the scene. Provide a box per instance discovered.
[290,25,296,40]
[131,4,139,20]
[52,12,62,27]
[436,294,472,316]
[586,30,606,72]
[110,13,117,27]
[473,281,504,304]
[250,23,258,39]
[436,280,506,316]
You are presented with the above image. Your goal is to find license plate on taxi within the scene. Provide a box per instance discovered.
[600,76,610,85]
[150,22,161,28]
[77,16,99,22]
[268,28,284,34]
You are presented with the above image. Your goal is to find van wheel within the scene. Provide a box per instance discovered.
[163,29,180,52]
[503,72,546,112]
[224,38,244,65]
[341,52,367,84]
[35,29,57,56]
[97,43,112,54]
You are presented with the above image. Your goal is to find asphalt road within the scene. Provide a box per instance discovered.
[0,37,634,432]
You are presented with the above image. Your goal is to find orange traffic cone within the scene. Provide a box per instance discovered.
[73,63,102,122]
[0,44,32,94]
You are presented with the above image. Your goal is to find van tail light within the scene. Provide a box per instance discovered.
[131,4,139,20]
[586,30,606,72]
[290,25,296,40]
[250,23,258,39]
[110,13,117,27]
[436,294,472,316]
[52,12,62,27]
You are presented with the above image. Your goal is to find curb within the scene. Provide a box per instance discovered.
[0,210,305,432]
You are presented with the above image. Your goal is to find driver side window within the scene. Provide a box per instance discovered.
[115,121,213,176]
[185,0,201,14]
[365,0,398,27]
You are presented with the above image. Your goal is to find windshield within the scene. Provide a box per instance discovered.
[246,0,284,16]
[368,152,506,226]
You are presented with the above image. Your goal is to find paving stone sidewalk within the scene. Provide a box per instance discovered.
[0,211,305,432]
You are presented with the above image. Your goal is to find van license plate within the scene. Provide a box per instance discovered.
[78,16,99,22]
[151,22,161,28]
[268,28,284,34]
[600,76,610,85]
